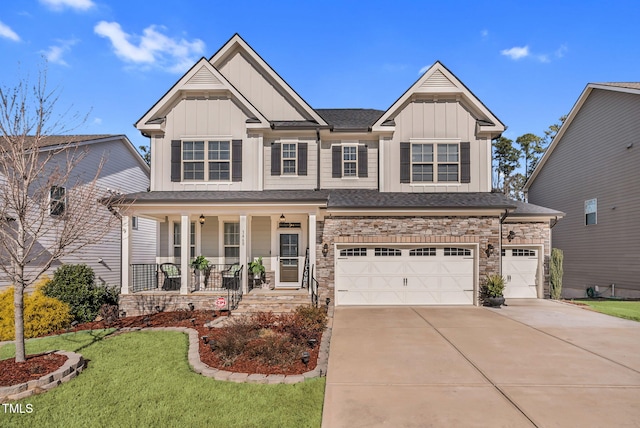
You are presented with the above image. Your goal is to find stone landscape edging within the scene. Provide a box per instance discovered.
[117,322,332,384]
[0,350,85,402]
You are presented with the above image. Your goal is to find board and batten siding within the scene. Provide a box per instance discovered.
[319,140,378,189]
[263,138,317,190]
[155,97,262,191]
[201,216,220,257]
[217,50,307,121]
[383,99,491,192]
[528,88,640,297]
[251,216,271,259]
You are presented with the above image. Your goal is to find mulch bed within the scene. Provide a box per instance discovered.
[2,310,322,387]
[0,352,68,387]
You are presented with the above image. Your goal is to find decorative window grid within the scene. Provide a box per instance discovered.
[374,248,402,256]
[339,248,368,257]
[444,247,471,256]
[512,249,536,257]
[409,248,436,256]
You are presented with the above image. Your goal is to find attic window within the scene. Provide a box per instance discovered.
[49,186,66,217]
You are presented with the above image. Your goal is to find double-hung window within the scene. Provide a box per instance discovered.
[343,146,357,177]
[173,222,195,258]
[411,143,459,182]
[282,143,297,175]
[49,186,66,216]
[182,140,231,181]
[208,141,230,180]
[224,222,240,262]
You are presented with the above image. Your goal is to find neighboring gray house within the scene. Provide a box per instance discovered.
[0,135,155,289]
[115,34,562,314]
[525,83,640,298]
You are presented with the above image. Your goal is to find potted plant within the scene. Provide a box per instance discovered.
[190,256,210,290]
[479,274,506,307]
[248,257,265,280]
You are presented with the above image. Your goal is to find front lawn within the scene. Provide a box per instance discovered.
[1,330,325,427]
[573,299,640,322]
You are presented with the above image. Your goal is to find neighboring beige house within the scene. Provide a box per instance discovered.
[525,83,640,298]
[0,135,155,289]
[117,34,562,314]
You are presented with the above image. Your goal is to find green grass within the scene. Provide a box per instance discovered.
[1,330,325,428]
[573,300,640,322]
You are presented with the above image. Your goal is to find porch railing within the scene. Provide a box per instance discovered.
[131,264,159,292]
[310,264,319,308]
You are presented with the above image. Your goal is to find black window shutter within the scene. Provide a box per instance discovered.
[460,141,470,183]
[271,143,281,176]
[400,142,410,183]
[171,140,181,182]
[232,140,242,182]
[332,145,341,178]
[298,142,308,176]
[358,145,368,178]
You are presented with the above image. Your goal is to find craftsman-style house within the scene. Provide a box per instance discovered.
[117,34,562,315]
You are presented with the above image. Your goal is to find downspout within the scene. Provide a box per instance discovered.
[498,209,509,277]
[316,128,321,190]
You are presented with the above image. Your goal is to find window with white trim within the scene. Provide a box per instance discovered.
[173,222,195,258]
[343,146,357,177]
[444,247,471,256]
[224,222,240,262]
[208,141,230,181]
[182,140,231,181]
[411,143,459,182]
[49,186,66,216]
[585,198,597,225]
[512,249,536,257]
[375,248,402,256]
[282,143,297,175]
[132,216,139,230]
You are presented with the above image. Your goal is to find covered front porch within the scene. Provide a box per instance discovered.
[120,207,319,297]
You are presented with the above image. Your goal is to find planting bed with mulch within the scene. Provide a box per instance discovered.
[1,308,325,387]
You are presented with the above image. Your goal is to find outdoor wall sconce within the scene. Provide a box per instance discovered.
[301,351,310,366]
[120,310,126,318]
[199,214,205,225]
[485,244,495,257]
[507,230,516,242]
[322,243,329,257]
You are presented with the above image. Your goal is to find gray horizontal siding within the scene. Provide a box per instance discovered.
[528,89,640,296]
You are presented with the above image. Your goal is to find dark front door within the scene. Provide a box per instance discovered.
[279,233,299,283]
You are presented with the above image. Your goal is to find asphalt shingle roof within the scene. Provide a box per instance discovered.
[315,109,385,130]
[596,82,640,90]
[119,189,331,203]
[327,190,516,209]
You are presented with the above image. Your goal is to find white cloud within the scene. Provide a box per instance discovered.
[0,21,20,42]
[500,46,529,60]
[418,65,430,75]
[94,21,205,73]
[42,39,77,66]
[481,29,489,39]
[39,0,95,11]
[555,44,568,58]
[93,117,102,125]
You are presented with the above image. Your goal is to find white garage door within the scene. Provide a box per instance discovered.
[502,248,539,298]
[335,246,474,306]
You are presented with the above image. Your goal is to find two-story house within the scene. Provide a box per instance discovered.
[117,34,562,315]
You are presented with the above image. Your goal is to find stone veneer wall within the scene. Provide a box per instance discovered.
[315,216,502,307]
[502,221,552,297]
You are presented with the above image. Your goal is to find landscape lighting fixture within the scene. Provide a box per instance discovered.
[188,302,195,312]
[301,351,310,366]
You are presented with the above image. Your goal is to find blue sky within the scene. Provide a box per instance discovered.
[1,0,639,154]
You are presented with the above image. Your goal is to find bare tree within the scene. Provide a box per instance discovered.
[0,67,123,362]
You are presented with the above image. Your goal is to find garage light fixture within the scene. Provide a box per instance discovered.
[322,243,329,257]
[507,231,516,242]
[485,244,495,257]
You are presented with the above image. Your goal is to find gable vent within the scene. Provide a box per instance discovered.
[421,70,457,89]
[186,66,221,86]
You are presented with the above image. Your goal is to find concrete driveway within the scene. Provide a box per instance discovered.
[322,299,640,427]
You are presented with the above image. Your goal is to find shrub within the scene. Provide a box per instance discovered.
[550,248,564,299]
[0,278,73,340]
[479,274,505,305]
[42,264,120,323]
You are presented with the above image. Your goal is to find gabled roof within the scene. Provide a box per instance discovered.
[209,34,328,127]
[372,61,505,137]
[524,82,640,190]
[316,109,386,131]
[135,57,270,134]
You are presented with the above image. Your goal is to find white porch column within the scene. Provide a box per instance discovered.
[239,215,248,293]
[180,214,189,295]
[308,214,317,290]
[121,215,130,295]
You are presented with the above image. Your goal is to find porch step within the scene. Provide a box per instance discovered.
[233,289,312,316]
